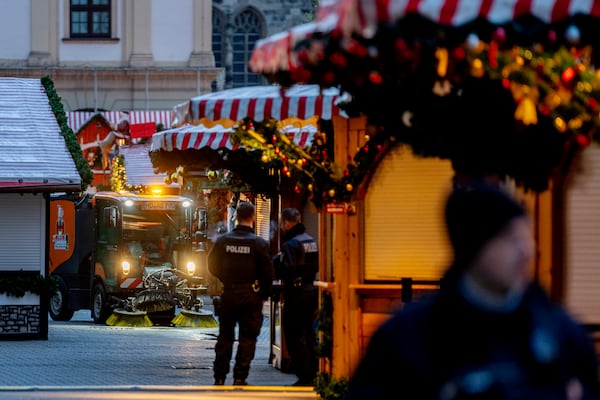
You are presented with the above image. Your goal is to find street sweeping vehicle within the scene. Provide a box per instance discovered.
[48,191,213,326]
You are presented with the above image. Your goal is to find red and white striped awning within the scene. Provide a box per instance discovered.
[172,84,345,126]
[250,0,600,75]
[316,0,600,40]
[249,22,323,75]
[67,110,173,133]
[151,122,318,153]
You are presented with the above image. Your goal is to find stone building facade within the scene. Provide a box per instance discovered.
[0,0,313,113]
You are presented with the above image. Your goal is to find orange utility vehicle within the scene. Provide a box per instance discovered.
[48,191,208,324]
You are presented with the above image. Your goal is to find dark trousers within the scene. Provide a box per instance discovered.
[282,287,318,383]
[213,291,263,381]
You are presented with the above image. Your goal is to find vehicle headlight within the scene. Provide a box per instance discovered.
[122,261,131,275]
[186,261,195,275]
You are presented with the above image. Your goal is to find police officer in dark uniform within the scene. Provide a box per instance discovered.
[208,201,274,386]
[274,208,319,386]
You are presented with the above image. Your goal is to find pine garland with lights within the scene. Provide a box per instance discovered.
[230,117,394,208]
[111,155,147,193]
[41,75,94,190]
[111,155,127,192]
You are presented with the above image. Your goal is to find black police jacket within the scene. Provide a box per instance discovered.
[274,223,318,292]
[344,279,600,400]
[208,225,274,300]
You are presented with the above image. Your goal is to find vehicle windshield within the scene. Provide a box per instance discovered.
[122,209,188,267]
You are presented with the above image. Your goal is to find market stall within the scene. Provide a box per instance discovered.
[149,83,350,370]
[248,0,600,387]
[151,85,343,184]
[149,84,346,193]
[150,116,324,192]
[0,77,86,340]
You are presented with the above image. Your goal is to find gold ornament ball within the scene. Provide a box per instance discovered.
[328,189,336,197]
[307,184,313,191]
[261,154,269,163]
[346,183,353,192]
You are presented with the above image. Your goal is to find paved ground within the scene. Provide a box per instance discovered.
[0,299,320,399]
[0,387,318,400]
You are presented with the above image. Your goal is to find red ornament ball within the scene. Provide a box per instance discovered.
[493,27,506,42]
[576,134,591,148]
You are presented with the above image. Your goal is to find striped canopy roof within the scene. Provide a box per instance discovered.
[250,0,600,76]
[171,84,345,127]
[151,119,318,153]
[317,0,600,38]
[149,85,337,192]
[67,110,173,133]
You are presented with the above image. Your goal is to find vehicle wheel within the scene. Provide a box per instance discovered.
[48,276,74,321]
[91,283,111,324]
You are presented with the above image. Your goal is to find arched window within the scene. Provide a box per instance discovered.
[212,8,226,69]
[232,8,265,87]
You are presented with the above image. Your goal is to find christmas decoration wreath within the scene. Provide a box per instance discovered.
[230,117,390,209]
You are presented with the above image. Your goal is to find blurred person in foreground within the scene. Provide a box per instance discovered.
[208,201,274,386]
[274,207,319,386]
[344,182,600,400]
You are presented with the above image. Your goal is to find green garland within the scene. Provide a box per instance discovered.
[316,290,333,358]
[315,291,349,399]
[231,118,386,208]
[315,373,349,400]
[41,75,94,191]
[110,155,147,194]
[0,274,58,298]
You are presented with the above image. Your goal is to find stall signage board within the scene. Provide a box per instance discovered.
[326,203,346,214]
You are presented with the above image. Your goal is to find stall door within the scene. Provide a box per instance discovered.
[0,193,45,270]
[364,145,454,281]
[565,143,600,324]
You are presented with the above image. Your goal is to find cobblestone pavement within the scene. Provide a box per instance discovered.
[0,299,319,399]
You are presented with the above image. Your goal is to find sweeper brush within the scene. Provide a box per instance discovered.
[171,309,218,328]
[132,289,176,313]
[105,290,175,327]
[106,309,153,327]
